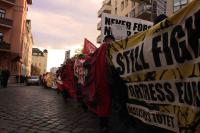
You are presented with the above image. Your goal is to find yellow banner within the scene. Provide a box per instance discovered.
[109,0,200,132]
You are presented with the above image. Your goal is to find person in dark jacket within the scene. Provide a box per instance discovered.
[1,68,10,88]
[98,34,116,133]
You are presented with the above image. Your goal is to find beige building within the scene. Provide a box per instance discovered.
[166,0,193,16]
[22,20,33,76]
[32,48,48,74]
[0,0,32,77]
[97,0,193,43]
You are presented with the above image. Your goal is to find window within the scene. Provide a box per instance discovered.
[173,0,188,13]
[132,1,135,7]
[125,0,128,7]
[0,9,5,18]
[115,7,117,14]
[121,1,124,11]
[130,9,135,18]
[0,32,3,42]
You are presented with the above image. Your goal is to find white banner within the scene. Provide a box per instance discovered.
[101,13,153,43]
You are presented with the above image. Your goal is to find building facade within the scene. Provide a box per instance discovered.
[22,20,33,76]
[97,0,152,43]
[63,50,70,64]
[166,0,193,16]
[32,48,48,75]
[0,0,32,73]
[97,0,193,43]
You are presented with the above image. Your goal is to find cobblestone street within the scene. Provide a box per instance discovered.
[0,85,100,133]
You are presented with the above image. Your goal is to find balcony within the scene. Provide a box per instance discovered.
[97,21,101,30]
[98,4,112,18]
[103,0,111,5]
[97,35,101,44]
[0,42,11,51]
[0,0,15,6]
[0,17,13,29]
[134,2,152,21]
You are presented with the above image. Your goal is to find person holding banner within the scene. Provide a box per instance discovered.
[103,35,115,45]
[97,34,115,133]
[81,34,116,133]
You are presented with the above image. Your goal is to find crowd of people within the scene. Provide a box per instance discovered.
[52,14,170,133]
[53,34,129,133]
[0,56,28,88]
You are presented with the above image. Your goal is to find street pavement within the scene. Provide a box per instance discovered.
[0,85,100,133]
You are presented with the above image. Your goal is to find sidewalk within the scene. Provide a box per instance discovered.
[7,83,26,88]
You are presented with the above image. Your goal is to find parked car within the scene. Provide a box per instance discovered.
[26,76,40,86]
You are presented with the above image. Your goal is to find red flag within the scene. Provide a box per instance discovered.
[82,38,97,55]
[82,44,111,117]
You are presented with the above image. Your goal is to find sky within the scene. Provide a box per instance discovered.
[28,0,103,71]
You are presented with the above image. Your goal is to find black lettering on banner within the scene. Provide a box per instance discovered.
[138,24,143,31]
[105,17,111,25]
[152,35,162,67]
[128,82,175,103]
[157,114,163,124]
[104,26,112,36]
[192,82,200,106]
[126,22,131,30]
[116,53,125,75]
[133,23,138,31]
[115,19,122,25]
[140,84,150,100]
[175,81,200,107]
[128,85,137,97]
[176,82,193,105]
[168,116,175,128]
[134,84,143,98]
[184,82,193,105]
[128,105,151,122]
[115,44,150,76]
[163,32,173,65]
[185,9,200,58]
[164,82,175,102]
[130,49,135,73]
[135,46,142,71]
[133,23,151,32]
[128,104,176,131]
[121,20,126,25]
[148,83,157,101]
[127,31,131,36]
[170,25,192,63]
[155,83,165,102]
[143,25,148,31]
[152,114,175,128]
[176,82,184,103]
[111,19,115,24]
[123,50,131,73]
